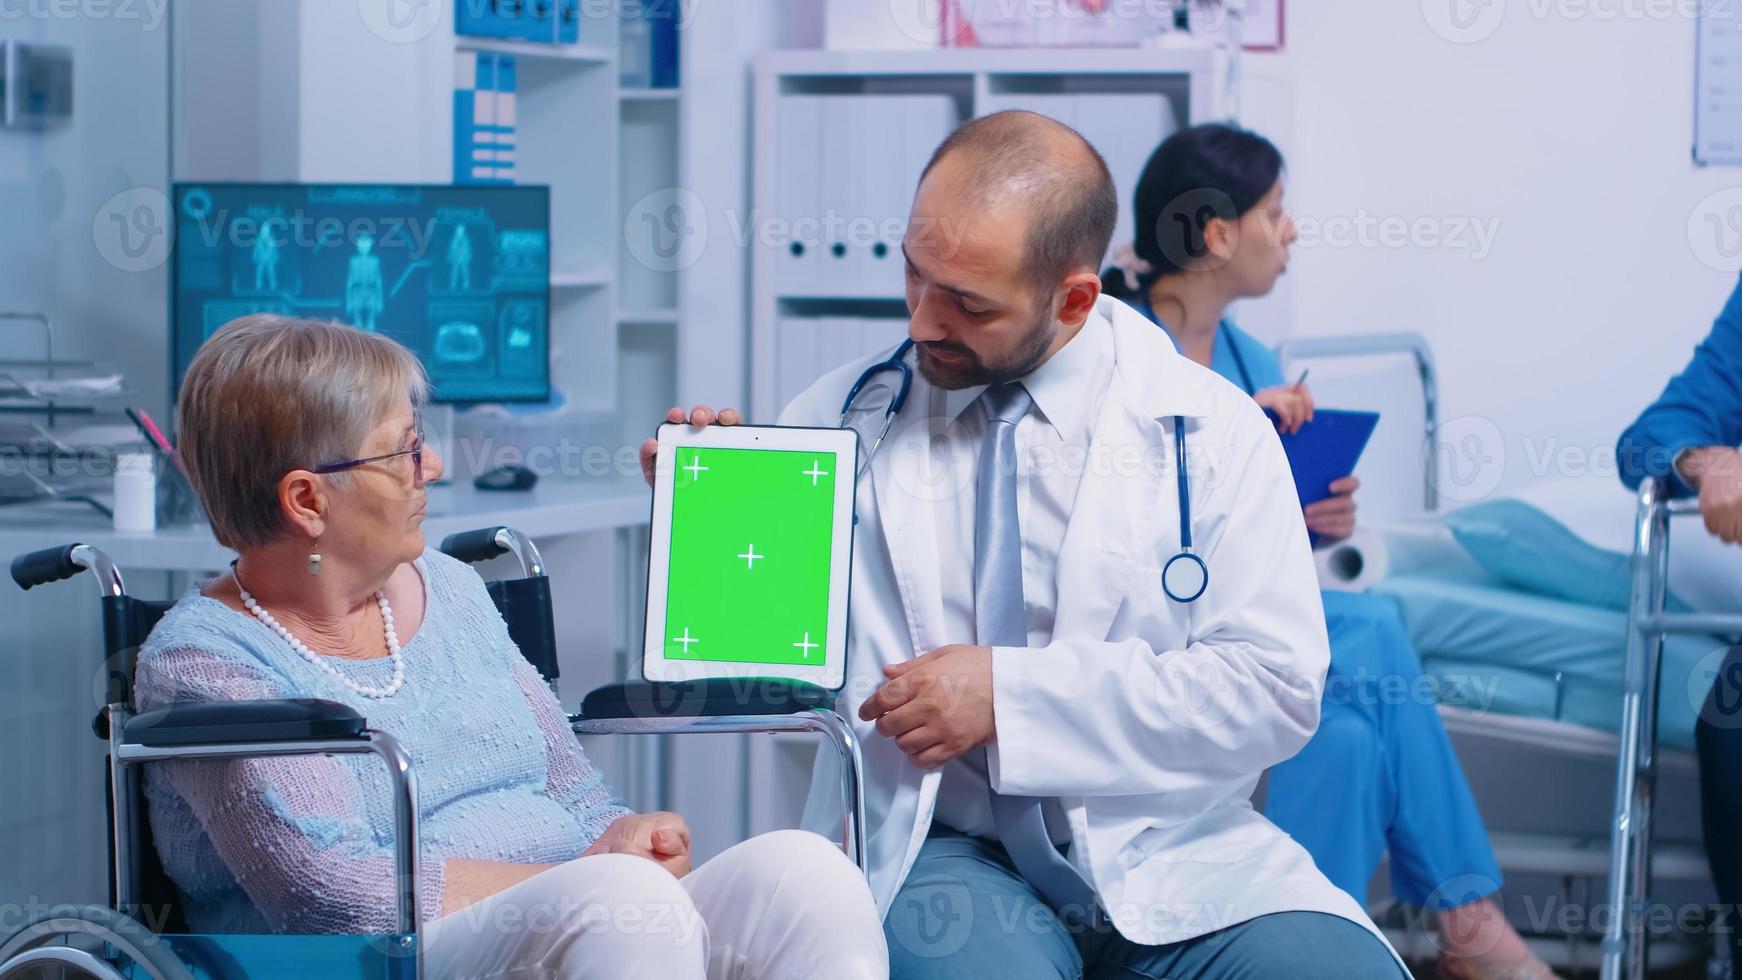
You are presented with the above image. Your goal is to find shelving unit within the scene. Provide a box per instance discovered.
[749,46,1231,423]
[446,11,683,468]
[444,11,682,814]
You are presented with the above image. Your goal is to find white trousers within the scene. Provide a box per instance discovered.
[425,829,888,980]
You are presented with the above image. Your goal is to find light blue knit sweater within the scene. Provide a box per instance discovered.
[133,548,631,935]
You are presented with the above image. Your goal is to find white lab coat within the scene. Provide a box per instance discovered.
[784,295,1400,959]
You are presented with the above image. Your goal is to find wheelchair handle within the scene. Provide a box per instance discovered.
[9,543,126,596]
[439,527,509,564]
[439,526,545,578]
[11,544,80,590]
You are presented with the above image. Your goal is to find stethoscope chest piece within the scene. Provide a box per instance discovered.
[1162,550,1208,604]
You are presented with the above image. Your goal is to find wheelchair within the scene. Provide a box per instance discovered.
[1602,478,1740,980]
[0,526,865,980]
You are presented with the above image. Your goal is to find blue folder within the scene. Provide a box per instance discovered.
[1263,408,1380,506]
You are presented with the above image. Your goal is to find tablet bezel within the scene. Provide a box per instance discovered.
[643,422,858,689]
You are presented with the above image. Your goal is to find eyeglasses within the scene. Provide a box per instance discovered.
[312,430,424,481]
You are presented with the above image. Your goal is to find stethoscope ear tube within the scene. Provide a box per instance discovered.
[1173,415,1192,551]
[839,339,917,483]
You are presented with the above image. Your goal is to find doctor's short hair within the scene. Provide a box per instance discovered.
[920,110,1118,301]
[175,313,428,551]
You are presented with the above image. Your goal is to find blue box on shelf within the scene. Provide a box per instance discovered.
[648,0,679,87]
[456,0,581,45]
[455,51,517,185]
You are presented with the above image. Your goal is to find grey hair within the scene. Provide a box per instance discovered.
[175,314,428,551]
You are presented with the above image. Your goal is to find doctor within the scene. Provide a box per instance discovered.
[643,111,1403,978]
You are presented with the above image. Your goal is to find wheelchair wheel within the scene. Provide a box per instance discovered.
[0,905,193,980]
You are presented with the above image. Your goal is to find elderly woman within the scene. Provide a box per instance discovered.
[134,314,887,979]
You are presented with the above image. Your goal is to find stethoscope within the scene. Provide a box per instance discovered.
[838,336,1208,604]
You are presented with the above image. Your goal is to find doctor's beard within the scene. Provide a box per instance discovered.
[915,300,1057,390]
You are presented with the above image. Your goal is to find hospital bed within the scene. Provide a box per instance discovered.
[0,527,866,980]
[1275,336,1727,978]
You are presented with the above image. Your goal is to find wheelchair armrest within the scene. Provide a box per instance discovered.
[578,679,834,720]
[121,698,366,747]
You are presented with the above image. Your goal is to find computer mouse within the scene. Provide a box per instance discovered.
[474,464,538,492]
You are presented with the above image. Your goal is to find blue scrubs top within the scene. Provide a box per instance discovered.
[1126,292,1285,394]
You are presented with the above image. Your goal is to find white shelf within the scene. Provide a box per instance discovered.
[778,289,906,303]
[616,309,679,326]
[456,36,614,64]
[550,269,611,289]
[620,88,680,102]
[755,44,1222,79]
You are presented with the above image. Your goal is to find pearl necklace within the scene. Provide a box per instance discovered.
[235,569,406,699]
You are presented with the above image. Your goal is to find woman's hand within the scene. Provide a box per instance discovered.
[1304,476,1360,543]
[1253,384,1315,434]
[639,406,743,488]
[582,811,693,878]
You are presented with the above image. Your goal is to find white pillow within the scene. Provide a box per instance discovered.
[1511,474,1742,614]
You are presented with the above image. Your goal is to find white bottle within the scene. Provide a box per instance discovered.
[113,451,158,532]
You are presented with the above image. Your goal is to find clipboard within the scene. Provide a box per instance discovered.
[1264,408,1380,506]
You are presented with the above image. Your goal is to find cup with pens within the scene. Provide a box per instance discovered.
[120,407,202,530]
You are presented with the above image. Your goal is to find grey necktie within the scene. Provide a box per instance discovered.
[973,382,1098,918]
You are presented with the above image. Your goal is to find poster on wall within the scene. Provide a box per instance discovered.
[1241,0,1284,51]
[1697,0,1742,165]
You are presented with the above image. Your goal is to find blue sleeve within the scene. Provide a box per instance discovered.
[1617,275,1742,496]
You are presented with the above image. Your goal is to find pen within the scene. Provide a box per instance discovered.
[1292,368,1310,391]
[125,406,189,477]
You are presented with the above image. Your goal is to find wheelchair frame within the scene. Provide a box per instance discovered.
[1,525,866,980]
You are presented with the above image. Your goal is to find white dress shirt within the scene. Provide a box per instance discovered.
[929,313,1116,842]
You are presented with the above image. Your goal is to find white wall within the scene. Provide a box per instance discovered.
[172,0,267,180]
[176,0,450,184]
[0,6,170,417]
[0,0,169,907]
[1238,4,1732,506]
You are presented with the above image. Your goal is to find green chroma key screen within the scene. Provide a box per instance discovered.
[663,446,838,665]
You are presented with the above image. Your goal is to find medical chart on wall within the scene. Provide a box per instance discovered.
[1698,0,1742,165]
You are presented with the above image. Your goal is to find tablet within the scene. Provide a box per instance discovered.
[643,423,858,689]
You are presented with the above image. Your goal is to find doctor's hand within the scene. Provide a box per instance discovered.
[1304,475,1360,543]
[639,405,743,488]
[859,645,995,770]
[1253,383,1315,434]
[1683,446,1742,544]
[581,811,693,878]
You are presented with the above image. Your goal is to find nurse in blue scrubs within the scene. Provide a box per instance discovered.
[1105,123,1559,980]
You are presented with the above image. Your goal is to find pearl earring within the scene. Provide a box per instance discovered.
[307,542,322,577]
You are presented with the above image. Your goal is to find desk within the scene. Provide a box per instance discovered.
[0,475,651,573]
